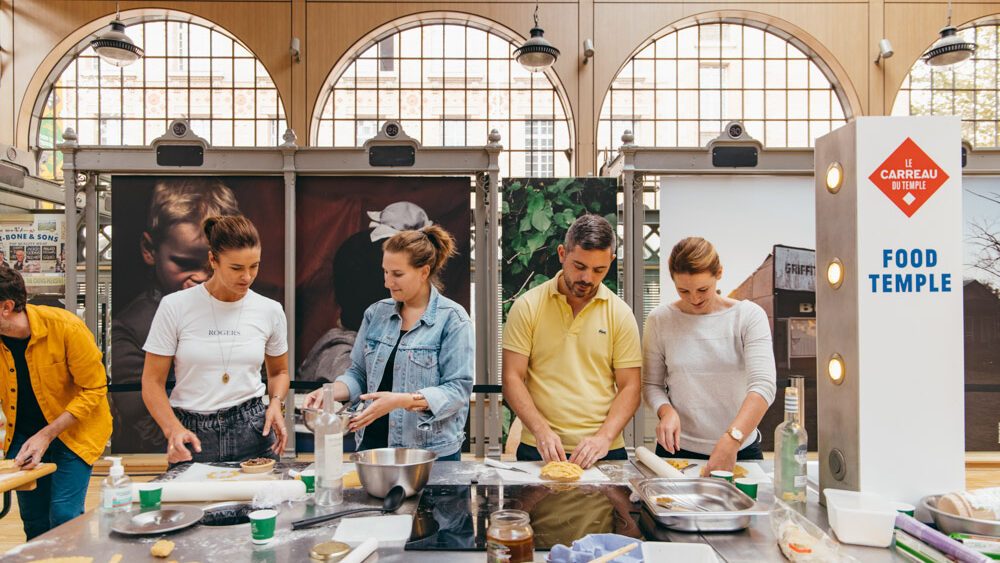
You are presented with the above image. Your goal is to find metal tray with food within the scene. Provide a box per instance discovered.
[632,477,769,532]
[921,494,1000,536]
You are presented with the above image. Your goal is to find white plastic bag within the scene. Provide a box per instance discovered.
[770,500,858,562]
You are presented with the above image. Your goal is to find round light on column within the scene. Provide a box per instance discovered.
[826,162,843,193]
[828,354,845,385]
[827,258,844,289]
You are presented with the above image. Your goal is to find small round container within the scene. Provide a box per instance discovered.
[487,509,534,563]
[249,509,278,545]
[710,470,734,483]
[734,478,758,499]
[241,458,276,474]
[309,541,351,561]
[895,502,916,518]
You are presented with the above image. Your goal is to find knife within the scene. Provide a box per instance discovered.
[483,457,532,474]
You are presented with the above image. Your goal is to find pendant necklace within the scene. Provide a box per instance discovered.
[207,284,246,384]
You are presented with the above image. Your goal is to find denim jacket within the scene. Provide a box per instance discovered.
[335,286,474,456]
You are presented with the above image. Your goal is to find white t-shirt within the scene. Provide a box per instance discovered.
[144,284,288,413]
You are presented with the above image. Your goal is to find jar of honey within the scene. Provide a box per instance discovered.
[487,509,534,563]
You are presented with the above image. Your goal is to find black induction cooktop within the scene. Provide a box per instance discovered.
[404,483,651,551]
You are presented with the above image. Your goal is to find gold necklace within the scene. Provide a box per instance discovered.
[206,284,246,384]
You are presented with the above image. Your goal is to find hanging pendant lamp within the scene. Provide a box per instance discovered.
[90,2,144,67]
[514,0,560,72]
[922,0,976,66]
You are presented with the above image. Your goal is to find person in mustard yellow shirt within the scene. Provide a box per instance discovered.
[0,265,111,540]
[502,214,642,469]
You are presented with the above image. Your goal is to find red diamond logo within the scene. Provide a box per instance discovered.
[868,137,949,218]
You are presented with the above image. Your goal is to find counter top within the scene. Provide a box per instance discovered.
[3,460,906,562]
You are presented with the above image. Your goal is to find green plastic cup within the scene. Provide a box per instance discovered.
[300,469,315,494]
[710,470,734,483]
[249,509,278,544]
[138,483,162,509]
[895,502,916,517]
[734,478,758,499]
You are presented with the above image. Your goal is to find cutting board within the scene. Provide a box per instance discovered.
[492,461,610,484]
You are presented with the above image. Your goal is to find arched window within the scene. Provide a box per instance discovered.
[313,19,573,177]
[33,18,288,179]
[597,21,849,162]
[892,22,998,146]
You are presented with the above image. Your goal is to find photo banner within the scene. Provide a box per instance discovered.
[294,176,471,383]
[110,175,285,453]
[0,213,66,298]
[501,177,618,321]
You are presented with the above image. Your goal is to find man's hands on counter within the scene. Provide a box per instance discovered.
[263,401,288,454]
[532,426,567,464]
[702,435,739,477]
[166,427,202,464]
[568,434,612,469]
[14,430,54,470]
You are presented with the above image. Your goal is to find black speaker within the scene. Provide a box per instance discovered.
[156,145,204,167]
[712,146,757,167]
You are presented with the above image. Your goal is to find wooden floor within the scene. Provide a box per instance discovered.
[1,455,997,555]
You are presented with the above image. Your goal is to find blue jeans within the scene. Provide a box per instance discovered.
[170,396,276,469]
[6,433,92,540]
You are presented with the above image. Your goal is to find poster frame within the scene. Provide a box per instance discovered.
[59,120,502,457]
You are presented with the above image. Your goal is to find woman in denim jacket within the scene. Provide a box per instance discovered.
[304,225,473,460]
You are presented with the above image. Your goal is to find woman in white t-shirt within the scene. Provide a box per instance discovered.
[141,215,289,465]
[642,237,776,476]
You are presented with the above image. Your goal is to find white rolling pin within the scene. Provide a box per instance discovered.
[341,538,378,563]
[132,480,306,503]
[635,446,686,478]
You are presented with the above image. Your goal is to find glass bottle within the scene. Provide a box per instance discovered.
[314,383,344,507]
[774,376,808,508]
[487,509,534,563]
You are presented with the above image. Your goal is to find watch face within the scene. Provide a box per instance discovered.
[730,428,744,441]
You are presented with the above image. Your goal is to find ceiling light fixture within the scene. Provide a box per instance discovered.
[90,1,144,67]
[514,0,560,72]
[922,0,976,67]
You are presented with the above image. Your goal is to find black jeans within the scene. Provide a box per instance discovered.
[516,443,629,462]
[655,437,764,461]
[170,396,276,468]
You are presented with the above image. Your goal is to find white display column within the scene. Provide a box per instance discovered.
[815,116,965,506]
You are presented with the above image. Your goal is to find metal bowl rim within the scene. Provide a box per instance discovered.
[350,447,438,468]
[921,494,1000,526]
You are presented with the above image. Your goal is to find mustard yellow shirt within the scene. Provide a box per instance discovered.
[503,273,642,451]
[0,305,111,465]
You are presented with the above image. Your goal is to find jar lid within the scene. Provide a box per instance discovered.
[309,541,352,561]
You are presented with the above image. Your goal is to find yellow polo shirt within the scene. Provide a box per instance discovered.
[503,273,642,451]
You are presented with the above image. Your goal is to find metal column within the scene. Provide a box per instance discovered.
[84,175,98,336]
[58,128,79,318]
[281,129,298,457]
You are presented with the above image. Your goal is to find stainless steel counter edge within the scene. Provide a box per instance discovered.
[2,460,908,562]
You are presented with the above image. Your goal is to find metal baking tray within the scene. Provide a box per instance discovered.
[922,494,1000,536]
[632,478,768,532]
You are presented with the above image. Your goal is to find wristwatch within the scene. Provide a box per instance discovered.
[726,426,744,443]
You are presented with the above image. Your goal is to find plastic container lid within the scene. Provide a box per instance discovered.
[823,488,898,547]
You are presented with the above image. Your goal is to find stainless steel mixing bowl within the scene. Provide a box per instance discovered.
[350,447,437,498]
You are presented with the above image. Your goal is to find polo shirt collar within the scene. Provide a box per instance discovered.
[550,272,611,302]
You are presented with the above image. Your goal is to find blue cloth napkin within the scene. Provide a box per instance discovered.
[547,533,643,563]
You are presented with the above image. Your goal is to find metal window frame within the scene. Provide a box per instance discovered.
[34,19,288,180]
[596,20,851,167]
[314,21,572,178]
[58,119,504,458]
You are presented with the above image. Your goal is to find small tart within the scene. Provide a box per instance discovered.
[240,458,275,474]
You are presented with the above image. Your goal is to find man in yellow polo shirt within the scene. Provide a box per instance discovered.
[502,214,641,469]
[0,265,111,539]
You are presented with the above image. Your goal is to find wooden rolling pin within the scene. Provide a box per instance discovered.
[634,446,686,478]
[585,541,639,563]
